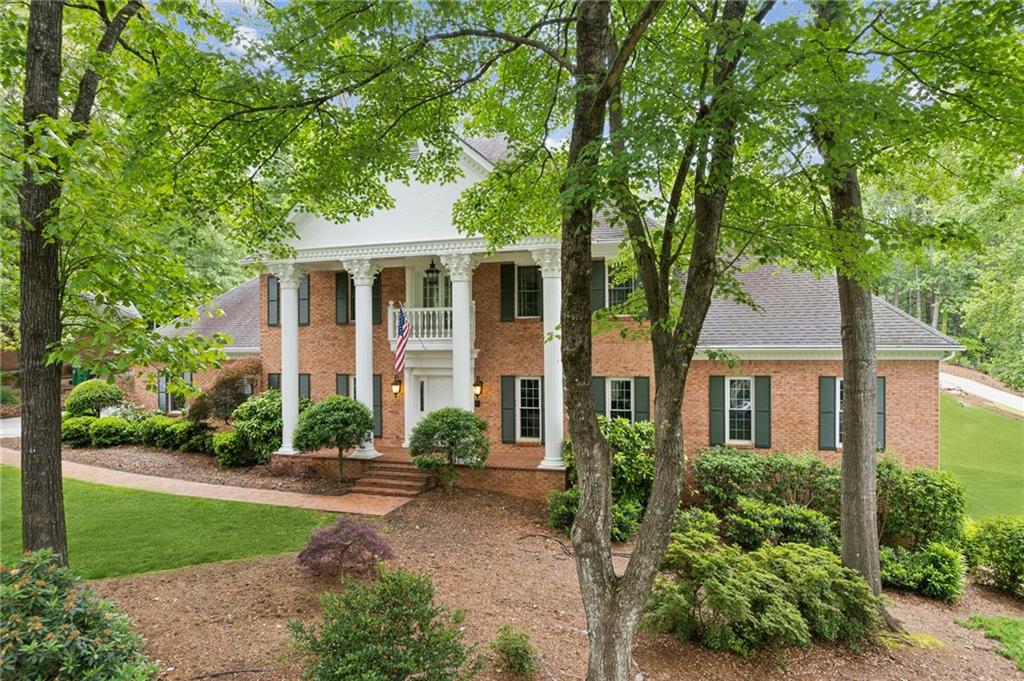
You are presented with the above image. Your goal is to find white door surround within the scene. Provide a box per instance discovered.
[403,369,455,445]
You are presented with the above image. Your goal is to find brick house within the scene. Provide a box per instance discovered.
[150,138,960,500]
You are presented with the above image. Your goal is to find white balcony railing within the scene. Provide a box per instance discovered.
[387,304,476,347]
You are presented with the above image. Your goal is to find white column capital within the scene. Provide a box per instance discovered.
[273,264,306,288]
[439,252,477,282]
[342,259,379,286]
[530,247,561,278]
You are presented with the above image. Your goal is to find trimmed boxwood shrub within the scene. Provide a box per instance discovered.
[409,407,489,490]
[61,416,98,448]
[880,542,965,602]
[294,396,374,479]
[878,460,966,549]
[646,523,881,655]
[545,487,643,542]
[290,568,482,680]
[89,416,136,447]
[136,415,178,447]
[968,515,1024,595]
[232,389,310,460]
[723,497,838,552]
[673,507,721,536]
[64,378,123,417]
[213,431,257,468]
[0,550,155,679]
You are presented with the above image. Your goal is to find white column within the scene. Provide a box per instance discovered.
[533,247,564,469]
[275,265,304,454]
[441,253,476,411]
[344,258,381,459]
[403,366,414,446]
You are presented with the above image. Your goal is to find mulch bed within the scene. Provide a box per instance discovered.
[61,445,354,496]
[93,490,1024,681]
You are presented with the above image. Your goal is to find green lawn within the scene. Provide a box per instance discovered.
[1,465,330,579]
[940,393,1024,519]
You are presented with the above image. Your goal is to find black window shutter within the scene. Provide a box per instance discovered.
[709,375,725,445]
[754,376,771,449]
[267,373,280,391]
[819,376,836,451]
[335,273,350,324]
[298,275,310,326]
[590,260,607,312]
[591,376,606,417]
[157,374,168,413]
[540,376,545,444]
[298,374,311,400]
[633,376,650,422]
[372,274,382,325]
[349,273,356,321]
[336,373,350,396]
[500,264,515,322]
[501,376,516,443]
[876,376,886,451]
[267,275,279,326]
[373,374,382,437]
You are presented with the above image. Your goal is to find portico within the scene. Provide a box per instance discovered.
[269,237,568,469]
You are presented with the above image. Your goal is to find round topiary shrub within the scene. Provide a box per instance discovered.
[0,550,155,679]
[89,416,136,447]
[64,378,123,417]
[294,396,374,480]
[409,407,489,490]
[213,430,258,468]
[60,416,97,448]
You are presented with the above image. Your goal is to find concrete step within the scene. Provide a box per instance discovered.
[371,461,420,472]
[349,484,423,498]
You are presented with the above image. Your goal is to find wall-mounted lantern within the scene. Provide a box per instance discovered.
[391,376,402,397]
[473,376,484,407]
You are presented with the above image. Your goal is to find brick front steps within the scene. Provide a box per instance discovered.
[349,461,434,497]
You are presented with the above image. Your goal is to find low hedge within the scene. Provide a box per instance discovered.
[136,415,178,447]
[60,416,97,448]
[881,542,965,603]
[89,416,136,447]
[213,431,258,468]
[545,487,642,542]
[968,515,1024,595]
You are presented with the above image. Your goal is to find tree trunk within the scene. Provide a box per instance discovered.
[19,0,67,563]
[930,285,940,328]
[914,269,922,320]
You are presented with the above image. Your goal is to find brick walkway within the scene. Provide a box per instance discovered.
[0,447,411,516]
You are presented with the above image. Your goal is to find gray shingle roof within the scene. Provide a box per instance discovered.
[700,265,961,350]
[158,277,260,351]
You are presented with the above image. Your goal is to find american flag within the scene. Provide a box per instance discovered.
[394,306,412,373]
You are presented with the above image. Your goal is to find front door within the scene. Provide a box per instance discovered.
[407,374,453,439]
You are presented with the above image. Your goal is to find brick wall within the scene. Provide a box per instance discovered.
[132,358,262,413]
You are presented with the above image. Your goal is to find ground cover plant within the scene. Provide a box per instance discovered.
[296,517,395,578]
[0,466,328,578]
[0,550,156,680]
[940,394,1024,518]
[290,568,482,680]
[63,379,124,417]
[409,407,489,490]
[958,615,1024,671]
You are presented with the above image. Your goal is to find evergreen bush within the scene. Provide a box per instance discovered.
[968,515,1024,595]
[61,416,98,448]
[232,390,309,460]
[213,430,257,468]
[290,568,482,680]
[135,415,178,447]
[294,396,374,479]
[880,542,966,602]
[64,378,124,417]
[409,407,489,490]
[490,624,539,677]
[89,416,136,447]
[723,497,838,551]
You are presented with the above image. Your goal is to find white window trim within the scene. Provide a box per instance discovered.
[725,376,755,445]
[606,269,637,310]
[514,266,542,319]
[606,377,635,421]
[515,376,543,442]
[835,377,843,449]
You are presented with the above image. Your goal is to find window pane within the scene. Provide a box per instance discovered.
[517,266,541,317]
[608,272,637,308]
[519,378,541,439]
[837,379,844,445]
[609,379,633,420]
[728,378,752,441]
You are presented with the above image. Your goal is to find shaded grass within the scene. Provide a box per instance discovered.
[1,465,330,579]
[939,394,1024,519]
[958,615,1024,671]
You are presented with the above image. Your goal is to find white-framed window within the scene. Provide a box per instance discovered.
[725,376,754,444]
[607,269,638,309]
[607,378,634,420]
[423,274,452,308]
[836,377,844,448]
[515,266,542,318]
[515,377,542,441]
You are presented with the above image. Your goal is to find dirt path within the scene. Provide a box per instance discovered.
[92,490,1024,680]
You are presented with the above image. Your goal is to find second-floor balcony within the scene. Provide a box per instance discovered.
[387,304,476,351]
